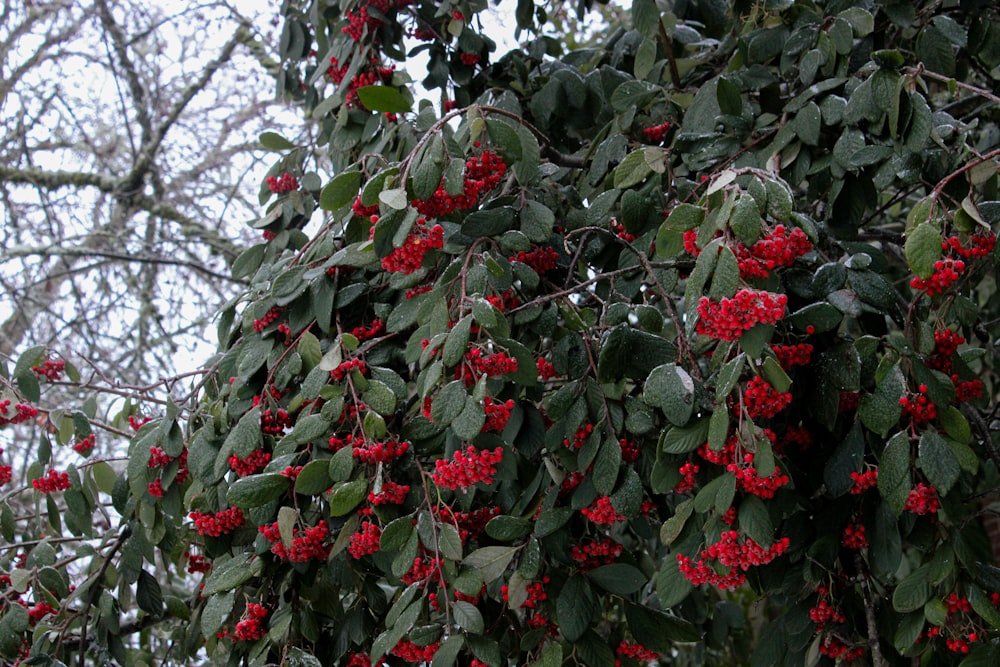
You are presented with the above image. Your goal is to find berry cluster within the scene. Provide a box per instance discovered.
[368,481,409,505]
[350,319,385,342]
[251,393,293,435]
[809,594,846,633]
[838,391,860,413]
[482,396,515,433]
[459,51,480,65]
[743,376,792,419]
[484,289,521,312]
[325,57,395,109]
[31,358,64,381]
[502,576,550,608]
[128,414,152,431]
[185,552,212,574]
[735,225,812,279]
[228,449,271,477]
[348,520,382,559]
[727,454,789,499]
[536,357,558,381]
[904,483,940,516]
[0,399,38,426]
[581,496,625,525]
[346,654,372,667]
[258,521,331,562]
[190,507,245,537]
[233,603,268,641]
[32,469,70,493]
[431,446,503,490]
[899,384,937,424]
[779,424,812,451]
[910,258,965,296]
[818,635,865,662]
[953,377,984,403]
[404,284,433,299]
[563,423,594,450]
[330,358,367,381]
[770,343,813,369]
[147,478,164,497]
[943,232,995,259]
[570,537,623,571]
[26,603,56,626]
[454,348,518,386]
[341,0,406,42]
[72,434,95,456]
[674,462,699,494]
[353,438,409,464]
[927,329,963,371]
[265,172,298,194]
[401,554,443,586]
[677,531,790,590]
[252,306,282,333]
[435,505,501,542]
[619,438,640,463]
[412,150,506,217]
[378,217,444,274]
[511,246,559,273]
[352,196,379,219]
[849,468,878,494]
[695,290,787,341]
[616,641,660,664]
[642,121,672,142]
[390,639,438,663]
[610,218,636,242]
[841,521,867,550]
[0,464,12,486]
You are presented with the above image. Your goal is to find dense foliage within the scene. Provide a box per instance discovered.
[2,0,1000,665]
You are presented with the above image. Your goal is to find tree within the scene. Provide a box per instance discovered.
[1,0,1000,665]
[0,0,294,387]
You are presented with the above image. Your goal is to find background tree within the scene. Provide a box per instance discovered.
[0,0,297,387]
[2,0,1000,666]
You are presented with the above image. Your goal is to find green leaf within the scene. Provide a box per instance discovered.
[259,131,296,151]
[294,459,332,495]
[795,102,822,146]
[231,244,266,280]
[431,382,467,427]
[534,507,573,537]
[716,77,742,116]
[520,200,554,243]
[556,575,597,641]
[0,605,29,659]
[631,0,660,39]
[356,85,412,113]
[201,553,264,597]
[918,431,960,495]
[201,591,235,637]
[432,635,465,667]
[859,363,904,437]
[643,364,695,426]
[586,564,646,595]
[893,566,930,613]
[453,601,484,634]
[660,417,710,455]
[136,569,164,616]
[227,473,289,508]
[320,170,362,211]
[329,479,368,516]
[485,515,531,541]
[905,222,942,279]
[709,247,739,299]
[614,149,653,189]
[715,353,745,401]
[824,421,864,497]
[442,315,473,367]
[879,432,912,515]
[451,395,486,441]
[463,546,516,582]
[660,499,693,545]
[730,195,762,245]
[624,601,700,649]
[664,203,705,231]
[411,138,444,202]
[738,496,773,546]
[529,644,562,667]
